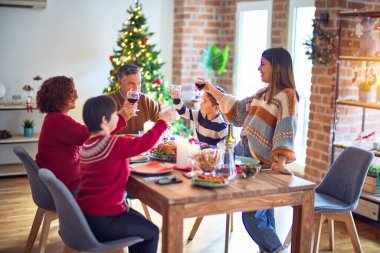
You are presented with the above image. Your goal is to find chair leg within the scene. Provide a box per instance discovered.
[141,202,152,221]
[63,245,82,253]
[24,207,45,253]
[38,210,57,253]
[328,218,334,251]
[230,212,233,232]
[343,212,363,253]
[224,213,231,253]
[187,217,203,241]
[284,225,292,246]
[313,213,325,253]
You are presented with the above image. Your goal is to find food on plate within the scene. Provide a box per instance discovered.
[193,174,226,185]
[197,149,219,172]
[151,141,176,158]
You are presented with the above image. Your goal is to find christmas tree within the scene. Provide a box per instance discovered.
[105,0,190,136]
[104,0,170,104]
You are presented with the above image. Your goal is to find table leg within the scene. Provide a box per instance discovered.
[291,189,314,253]
[162,205,184,253]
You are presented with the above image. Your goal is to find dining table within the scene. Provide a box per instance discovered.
[126,165,316,253]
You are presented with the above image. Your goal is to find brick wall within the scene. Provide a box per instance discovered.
[172,0,380,183]
[305,0,380,183]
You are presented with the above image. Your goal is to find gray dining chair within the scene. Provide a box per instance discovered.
[13,146,57,253]
[284,146,373,253]
[38,168,143,252]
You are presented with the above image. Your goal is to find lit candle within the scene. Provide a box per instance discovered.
[176,137,188,169]
[143,120,154,133]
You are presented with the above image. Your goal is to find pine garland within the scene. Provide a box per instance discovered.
[304,20,336,65]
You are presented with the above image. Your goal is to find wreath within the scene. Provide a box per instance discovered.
[305,19,336,65]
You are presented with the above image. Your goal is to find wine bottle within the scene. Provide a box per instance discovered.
[224,123,236,147]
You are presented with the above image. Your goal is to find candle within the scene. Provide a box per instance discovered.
[143,120,154,133]
[176,137,188,169]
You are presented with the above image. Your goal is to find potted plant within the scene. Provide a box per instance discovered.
[22,119,34,137]
[364,163,380,194]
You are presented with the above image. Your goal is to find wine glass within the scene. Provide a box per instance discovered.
[170,84,182,99]
[187,142,201,177]
[126,90,140,116]
[194,78,207,102]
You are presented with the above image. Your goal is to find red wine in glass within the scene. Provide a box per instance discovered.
[126,90,140,115]
[127,98,138,104]
[195,82,205,90]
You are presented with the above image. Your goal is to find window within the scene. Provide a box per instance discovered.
[288,0,315,166]
[233,1,272,141]
[234,1,272,99]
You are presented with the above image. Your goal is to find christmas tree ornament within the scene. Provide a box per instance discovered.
[141,38,147,45]
[155,78,162,85]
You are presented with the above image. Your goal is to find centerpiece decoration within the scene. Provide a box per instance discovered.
[357,67,377,103]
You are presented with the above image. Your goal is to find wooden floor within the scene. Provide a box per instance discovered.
[0,177,379,253]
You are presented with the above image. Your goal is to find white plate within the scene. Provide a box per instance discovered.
[130,155,150,164]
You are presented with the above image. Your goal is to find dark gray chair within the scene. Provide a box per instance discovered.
[285,146,373,253]
[13,146,57,253]
[38,168,143,253]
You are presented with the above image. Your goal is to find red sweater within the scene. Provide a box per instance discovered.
[76,119,167,216]
[36,112,125,192]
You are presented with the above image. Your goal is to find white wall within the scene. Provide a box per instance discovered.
[0,0,174,164]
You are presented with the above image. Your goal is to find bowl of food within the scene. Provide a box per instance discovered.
[197,149,219,173]
[240,163,261,178]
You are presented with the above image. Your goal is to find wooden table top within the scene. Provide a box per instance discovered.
[128,170,316,205]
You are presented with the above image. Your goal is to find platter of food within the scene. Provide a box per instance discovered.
[148,141,176,162]
[192,174,229,188]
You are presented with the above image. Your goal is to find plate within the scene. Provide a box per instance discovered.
[192,177,229,188]
[148,151,176,163]
[235,156,260,165]
[130,161,173,176]
[130,155,150,164]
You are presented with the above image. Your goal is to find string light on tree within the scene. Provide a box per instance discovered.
[104,0,189,136]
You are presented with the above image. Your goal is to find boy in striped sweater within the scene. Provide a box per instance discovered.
[170,85,227,146]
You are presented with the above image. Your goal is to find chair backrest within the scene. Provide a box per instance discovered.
[316,147,374,209]
[13,146,55,211]
[38,168,102,251]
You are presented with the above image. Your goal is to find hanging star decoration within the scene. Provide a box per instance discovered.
[304,19,336,65]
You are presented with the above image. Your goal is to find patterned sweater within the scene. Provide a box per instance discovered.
[220,88,297,166]
[174,99,227,146]
[76,120,167,216]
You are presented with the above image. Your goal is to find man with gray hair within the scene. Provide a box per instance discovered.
[108,63,160,134]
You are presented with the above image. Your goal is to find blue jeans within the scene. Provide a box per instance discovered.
[242,210,283,252]
[237,140,283,252]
